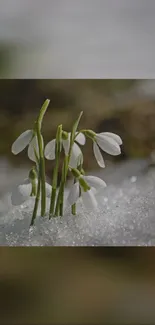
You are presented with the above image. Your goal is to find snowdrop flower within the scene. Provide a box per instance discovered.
[67,173,106,210]
[11,178,52,206]
[82,175,107,194]
[45,132,86,168]
[11,129,39,162]
[86,130,122,168]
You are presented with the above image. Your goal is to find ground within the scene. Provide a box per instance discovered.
[0,158,155,246]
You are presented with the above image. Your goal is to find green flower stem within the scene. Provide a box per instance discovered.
[36,124,46,216]
[55,155,72,216]
[29,167,37,197]
[49,125,62,218]
[59,156,68,216]
[55,156,68,216]
[70,161,85,216]
[76,129,95,141]
[30,177,41,226]
[37,99,50,127]
[35,99,50,217]
[49,188,57,216]
[54,111,83,217]
[31,179,37,197]
[71,177,77,215]
[54,183,62,216]
[71,203,76,215]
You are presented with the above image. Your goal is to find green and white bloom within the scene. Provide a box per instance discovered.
[92,132,122,168]
[11,178,52,206]
[45,132,85,168]
[67,174,107,210]
[11,129,39,162]
[10,104,123,221]
[82,175,107,194]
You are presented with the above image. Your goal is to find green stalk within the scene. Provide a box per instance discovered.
[49,124,62,217]
[54,182,62,216]
[35,99,50,217]
[36,124,46,216]
[71,203,76,215]
[54,111,83,217]
[30,177,41,226]
[30,179,37,197]
[54,156,67,216]
[59,156,68,216]
[71,177,77,215]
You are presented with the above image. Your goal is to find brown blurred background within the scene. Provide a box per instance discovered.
[1,1,155,324]
[1,247,155,324]
[1,80,155,324]
[1,79,155,179]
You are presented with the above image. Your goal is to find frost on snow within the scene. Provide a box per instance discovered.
[0,159,155,246]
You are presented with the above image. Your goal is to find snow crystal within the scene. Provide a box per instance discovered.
[1,164,155,246]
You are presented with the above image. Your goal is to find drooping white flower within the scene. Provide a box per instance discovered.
[82,175,107,194]
[93,132,122,168]
[11,178,52,206]
[27,135,39,162]
[45,132,86,168]
[11,129,39,162]
[67,175,106,210]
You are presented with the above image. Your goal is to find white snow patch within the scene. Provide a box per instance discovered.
[1,167,155,246]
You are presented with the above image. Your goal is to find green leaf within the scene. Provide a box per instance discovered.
[70,111,83,145]
[37,99,50,128]
[56,124,62,155]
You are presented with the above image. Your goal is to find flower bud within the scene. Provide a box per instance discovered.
[71,168,81,178]
[29,167,37,196]
[85,130,96,139]
[79,176,90,192]
[29,167,37,181]
[62,131,68,140]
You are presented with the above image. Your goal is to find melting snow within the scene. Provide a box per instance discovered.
[0,163,155,246]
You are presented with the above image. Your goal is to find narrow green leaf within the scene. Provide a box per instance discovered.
[70,111,83,145]
[37,99,50,128]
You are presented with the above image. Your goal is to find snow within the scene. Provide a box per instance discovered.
[1,159,155,246]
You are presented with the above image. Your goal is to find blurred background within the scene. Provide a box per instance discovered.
[1,79,155,324]
[1,1,155,324]
[0,0,155,78]
[1,79,155,182]
[1,247,155,324]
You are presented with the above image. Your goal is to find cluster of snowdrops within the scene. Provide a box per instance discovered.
[11,100,122,226]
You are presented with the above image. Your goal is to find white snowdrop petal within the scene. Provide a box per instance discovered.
[69,155,77,168]
[11,130,33,155]
[82,189,98,210]
[62,138,70,155]
[83,175,107,190]
[94,192,105,206]
[75,132,86,145]
[72,142,82,158]
[90,187,97,195]
[93,142,105,168]
[28,136,39,162]
[77,153,83,166]
[100,132,122,145]
[70,152,83,168]
[96,134,121,156]
[67,182,80,206]
[69,143,83,168]
[44,139,56,160]
[69,155,79,168]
